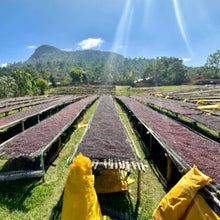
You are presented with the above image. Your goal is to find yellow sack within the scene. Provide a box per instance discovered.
[95,170,134,194]
[165,95,170,99]
[197,104,220,110]
[152,165,212,220]
[183,194,220,220]
[61,153,112,220]
[183,99,188,102]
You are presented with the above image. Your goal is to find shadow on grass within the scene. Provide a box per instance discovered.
[0,178,41,212]
[49,190,139,220]
[98,191,138,220]
[49,191,64,220]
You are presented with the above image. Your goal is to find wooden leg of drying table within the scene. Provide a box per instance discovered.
[137,171,141,203]
[42,156,45,183]
[167,156,172,186]
[21,120,25,131]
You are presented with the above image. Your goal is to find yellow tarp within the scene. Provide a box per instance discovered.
[197,100,205,105]
[78,122,88,128]
[152,165,212,220]
[95,170,134,194]
[61,153,112,220]
[197,103,220,110]
[183,194,220,220]
[155,94,164,98]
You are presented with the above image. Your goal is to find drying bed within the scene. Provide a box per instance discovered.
[134,95,220,134]
[0,95,56,109]
[118,96,220,183]
[0,96,60,114]
[0,96,97,157]
[76,95,136,161]
[0,95,83,129]
[133,95,197,115]
[0,96,44,106]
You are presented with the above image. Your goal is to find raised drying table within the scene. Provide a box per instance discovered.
[0,96,97,181]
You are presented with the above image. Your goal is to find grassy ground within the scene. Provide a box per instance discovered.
[115,85,200,96]
[0,101,98,220]
[100,102,166,220]
[0,98,166,220]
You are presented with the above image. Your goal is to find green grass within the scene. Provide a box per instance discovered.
[0,101,98,220]
[115,85,200,96]
[99,101,166,220]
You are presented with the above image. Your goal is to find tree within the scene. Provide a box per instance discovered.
[36,78,49,95]
[61,73,72,86]
[10,70,33,96]
[69,67,86,84]
[49,74,56,87]
[167,61,186,84]
[205,50,220,78]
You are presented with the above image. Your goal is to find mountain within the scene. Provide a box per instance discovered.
[27,45,127,64]
[14,45,154,82]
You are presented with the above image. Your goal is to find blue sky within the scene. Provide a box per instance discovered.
[1,0,220,67]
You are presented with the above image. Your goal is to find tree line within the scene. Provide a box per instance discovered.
[1,49,220,97]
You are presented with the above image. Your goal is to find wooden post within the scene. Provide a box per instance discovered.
[21,120,25,131]
[149,134,153,152]
[167,155,172,186]
[137,171,141,203]
[42,154,45,183]
[58,136,62,152]
[37,114,40,123]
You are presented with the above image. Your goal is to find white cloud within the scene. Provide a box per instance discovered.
[61,48,73,52]
[78,38,104,50]
[181,58,191,62]
[27,45,37,49]
[1,63,7,68]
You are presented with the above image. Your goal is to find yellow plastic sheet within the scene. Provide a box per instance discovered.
[95,170,134,194]
[183,194,220,220]
[197,103,220,110]
[152,165,212,220]
[78,122,88,128]
[61,153,112,220]
[197,100,205,105]
[155,94,164,98]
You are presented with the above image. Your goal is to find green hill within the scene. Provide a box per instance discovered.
[23,45,153,83]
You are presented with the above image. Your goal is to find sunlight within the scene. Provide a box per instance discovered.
[172,0,192,55]
[104,0,134,81]
[111,0,134,54]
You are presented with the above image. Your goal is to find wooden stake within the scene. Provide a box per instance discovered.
[149,134,153,152]
[167,155,172,185]
[21,120,25,131]
[137,171,141,203]
[58,136,62,152]
[37,114,40,123]
[42,155,45,183]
